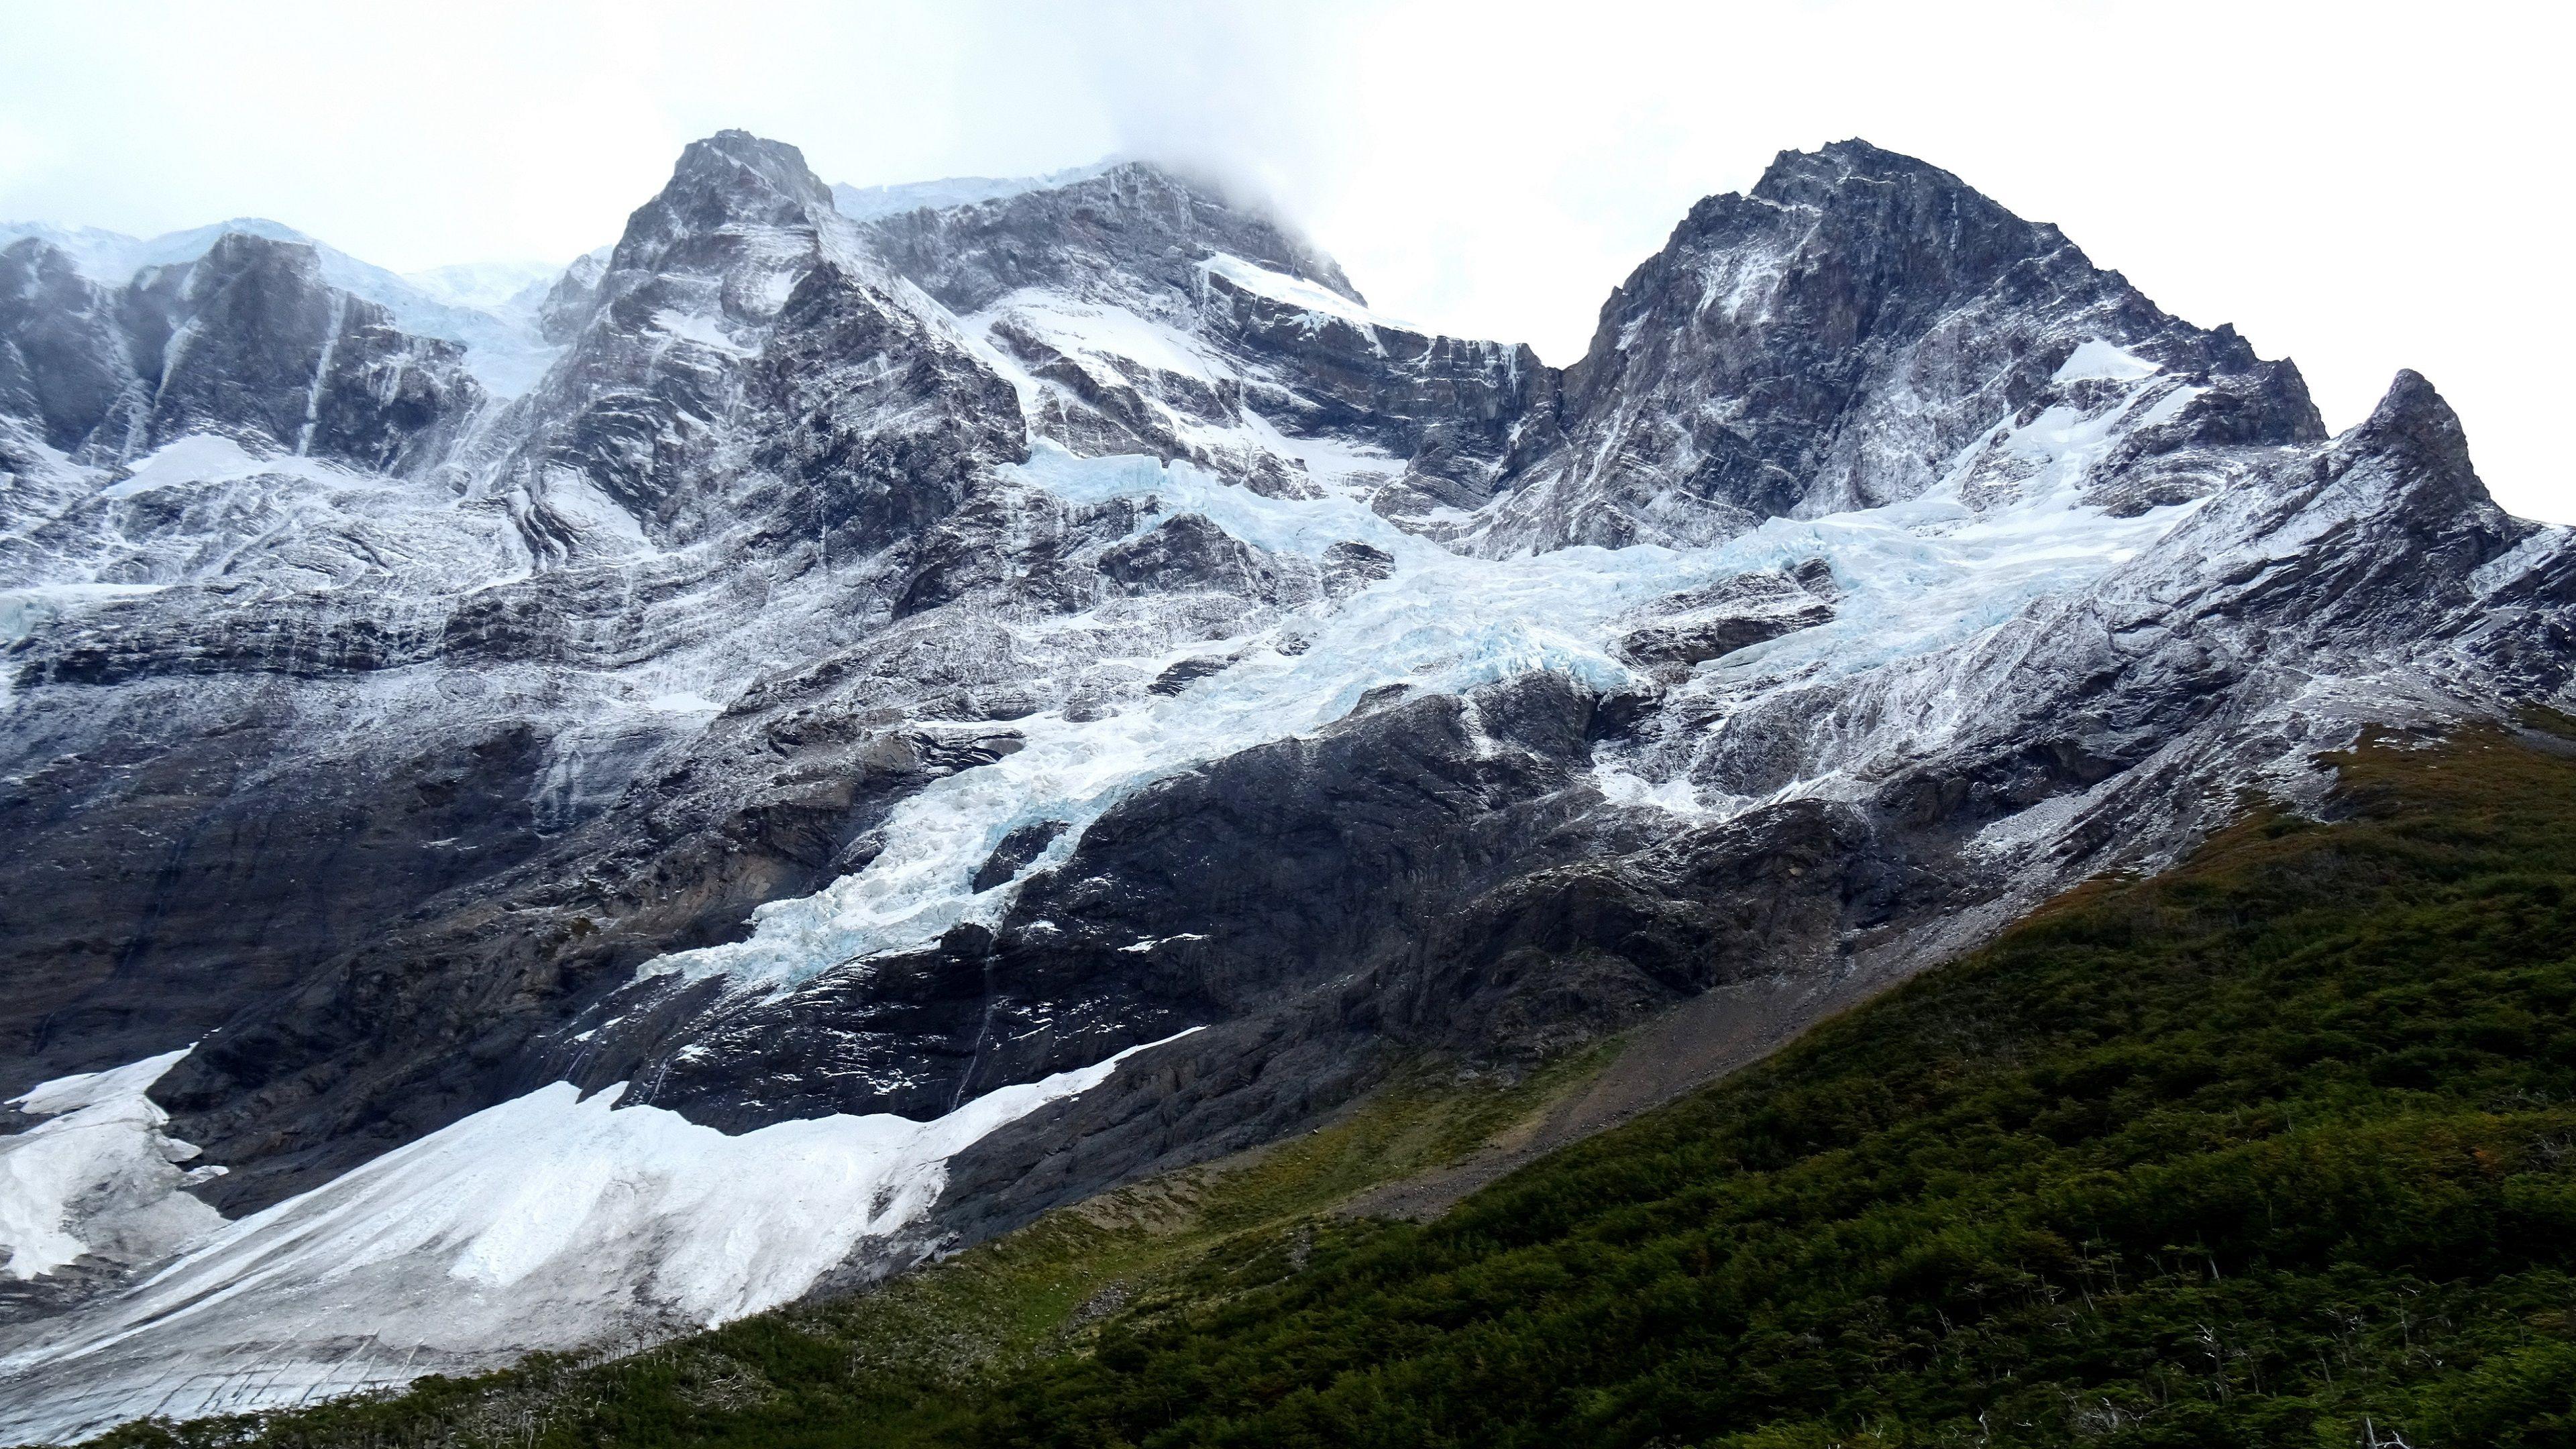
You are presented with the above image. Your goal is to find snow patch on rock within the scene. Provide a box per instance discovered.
[0,1049,221,1283]
[1197,252,1415,336]
[2052,337,2161,382]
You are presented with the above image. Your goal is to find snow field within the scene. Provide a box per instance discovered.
[0,1031,1195,1444]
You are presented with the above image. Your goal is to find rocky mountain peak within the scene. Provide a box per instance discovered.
[1,233,83,292]
[858,156,1354,315]
[482,129,1033,555]
[672,128,837,217]
[2319,367,2512,550]
[1748,137,2013,209]
[2353,368,2477,481]
[168,233,480,470]
[608,129,839,288]
[182,228,327,301]
[0,225,481,470]
[1467,139,2328,554]
[1602,138,2066,382]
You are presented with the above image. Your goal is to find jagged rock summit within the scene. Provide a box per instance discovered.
[1473,140,2323,551]
[1,133,2570,1443]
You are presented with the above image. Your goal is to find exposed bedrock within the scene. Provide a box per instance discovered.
[1474,140,2322,553]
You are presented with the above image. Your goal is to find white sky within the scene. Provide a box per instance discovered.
[3,1,2567,518]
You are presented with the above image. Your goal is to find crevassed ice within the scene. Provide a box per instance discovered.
[640,427,2206,995]
[639,445,1697,993]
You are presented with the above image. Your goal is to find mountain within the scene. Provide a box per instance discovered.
[1472,142,2322,551]
[0,131,2569,1443]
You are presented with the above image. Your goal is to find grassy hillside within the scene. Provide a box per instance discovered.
[93,720,2576,1448]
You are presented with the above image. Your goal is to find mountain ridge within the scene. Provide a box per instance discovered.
[1,130,2569,1442]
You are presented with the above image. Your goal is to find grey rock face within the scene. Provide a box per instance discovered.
[3,129,2574,1441]
[1473,140,2320,552]
[1617,561,1838,675]
[0,230,481,474]
[1196,264,1546,510]
[1099,513,1279,596]
[0,241,137,455]
[146,234,481,469]
[861,160,1547,512]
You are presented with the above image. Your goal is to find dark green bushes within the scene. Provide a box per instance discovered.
[967,728,2576,1448]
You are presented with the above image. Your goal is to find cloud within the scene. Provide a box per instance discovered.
[0,117,48,193]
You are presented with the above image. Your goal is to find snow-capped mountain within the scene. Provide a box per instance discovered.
[1,131,2569,1442]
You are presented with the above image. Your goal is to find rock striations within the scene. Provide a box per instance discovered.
[1,132,2571,1442]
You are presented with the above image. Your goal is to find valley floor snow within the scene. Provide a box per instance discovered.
[0,1032,1193,1446]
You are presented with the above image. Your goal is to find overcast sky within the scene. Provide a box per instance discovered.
[3,1,2566,518]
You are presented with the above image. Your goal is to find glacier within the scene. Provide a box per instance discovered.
[636,365,2214,998]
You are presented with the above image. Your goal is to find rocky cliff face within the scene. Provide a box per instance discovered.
[0,229,482,474]
[858,160,1548,514]
[2,132,2571,1442]
[1474,141,2322,551]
